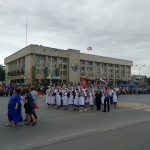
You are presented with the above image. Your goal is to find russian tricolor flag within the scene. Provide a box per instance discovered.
[100,78,107,85]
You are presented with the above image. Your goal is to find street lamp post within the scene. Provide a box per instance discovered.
[135,65,145,85]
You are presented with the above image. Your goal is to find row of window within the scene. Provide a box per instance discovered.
[36,55,67,63]
[80,61,130,69]
[35,70,67,75]
[35,62,67,69]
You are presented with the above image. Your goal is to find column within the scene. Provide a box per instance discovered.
[92,62,95,78]
[129,66,131,83]
[99,63,102,78]
[106,64,109,83]
[124,66,126,83]
[113,64,115,85]
[84,61,87,77]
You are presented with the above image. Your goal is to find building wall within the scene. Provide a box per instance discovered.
[4,44,133,85]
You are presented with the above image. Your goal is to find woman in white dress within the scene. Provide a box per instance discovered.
[49,88,55,109]
[46,86,51,108]
[55,87,61,109]
[73,89,79,111]
[68,87,74,110]
[101,88,105,104]
[89,90,94,109]
[63,89,68,110]
[79,89,85,112]
[84,90,89,112]
[113,89,118,107]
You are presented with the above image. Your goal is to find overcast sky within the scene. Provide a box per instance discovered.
[0,0,150,76]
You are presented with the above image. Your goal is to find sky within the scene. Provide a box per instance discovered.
[0,0,150,77]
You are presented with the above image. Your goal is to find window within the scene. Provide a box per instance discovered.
[63,65,67,69]
[52,57,56,62]
[80,60,85,65]
[40,70,45,74]
[48,63,51,68]
[52,64,56,68]
[40,62,45,67]
[115,65,119,68]
[63,71,67,75]
[35,70,39,74]
[81,67,84,71]
[36,55,45,60]
[60,71,62,75]
[63,58,67,63]
[52,70,56,76]
[87,61,92,66]
[59,58,62,63]
[59,64,62,69]
[109,64,113,68]
[35,62,40,67]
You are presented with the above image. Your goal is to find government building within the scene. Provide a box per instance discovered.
[4,44,133,85]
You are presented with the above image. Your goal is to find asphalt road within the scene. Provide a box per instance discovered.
[0,94,150,150]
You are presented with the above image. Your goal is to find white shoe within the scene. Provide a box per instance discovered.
[84,108,87,111]
[79,110,82,112]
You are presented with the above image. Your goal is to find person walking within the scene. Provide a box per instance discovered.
[24,89,36,126]
[6,88,23,126]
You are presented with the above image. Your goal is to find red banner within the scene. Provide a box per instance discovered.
[88,80,93,84]
[80,78,87,87]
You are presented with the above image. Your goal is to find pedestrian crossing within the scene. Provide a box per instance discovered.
[117,102,150,111]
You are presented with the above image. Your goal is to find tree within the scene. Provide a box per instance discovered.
[0,65,5,81]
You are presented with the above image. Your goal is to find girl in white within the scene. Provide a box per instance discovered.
[89,89,94,109]
[73,89,79,111]
[55,87,61,109]
[113,89,118,107]
[63,89,68,110]
[79,88,85,112]
[46,86,51,108]
[49,88,55,109]
[68,87,74,110]
[84,90,89,112]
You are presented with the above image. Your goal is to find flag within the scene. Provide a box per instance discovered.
[80,78,87,87]
[87,46,92,50]
[100,78,107,85]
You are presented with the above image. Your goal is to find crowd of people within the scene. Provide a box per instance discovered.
[3,83,150,127]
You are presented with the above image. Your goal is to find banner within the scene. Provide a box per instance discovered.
[88,80,93,84]
[80,78,87,87]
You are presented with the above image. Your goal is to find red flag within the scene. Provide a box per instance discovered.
[80,78,87,87]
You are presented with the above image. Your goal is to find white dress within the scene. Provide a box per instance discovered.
[49,91,55,105]
[56,91,61,105]
[63,92,68,106]
[46,89,51,104]
[74,92,79,106]
[89,92,94,105]
[69,91,73,105]
[79,92,85,106]
[113,92,118,103]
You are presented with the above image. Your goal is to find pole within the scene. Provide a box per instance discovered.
[26,19,27,46]
[51,55,52,86]
[139,68,140,86]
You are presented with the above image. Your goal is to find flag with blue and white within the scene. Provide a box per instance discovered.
[100,78,107,85]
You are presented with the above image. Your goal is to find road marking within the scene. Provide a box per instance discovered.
[118,102,150,112]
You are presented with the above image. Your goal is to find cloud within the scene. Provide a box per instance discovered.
[0,0,150,76]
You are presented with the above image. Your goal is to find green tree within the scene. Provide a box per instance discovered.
[0,65,5,81]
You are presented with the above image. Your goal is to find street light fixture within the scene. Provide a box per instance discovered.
[135,65,145,85]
